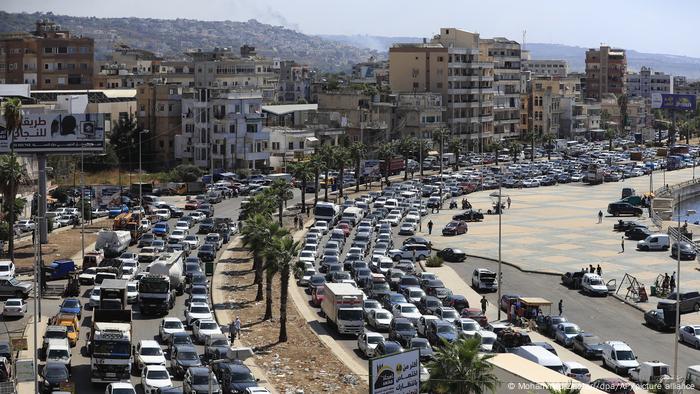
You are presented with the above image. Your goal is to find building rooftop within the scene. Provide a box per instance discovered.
[262,104,318,116]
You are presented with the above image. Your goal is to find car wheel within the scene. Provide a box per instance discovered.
[694,303,700,312]
[696,341,700,350]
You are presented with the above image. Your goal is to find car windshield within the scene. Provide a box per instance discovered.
[411,340,429,348]
[48,349,69,359]
[365,300,380,309]
[481,336,496,344]
[147,370,170,379]
[426,299,440,307]
[6,300,22,307]
[589,279,603,285]
[461,322,479,331]
[113,389,137,394]
[45,331,66,339]
[374,283,390,290]
[199,322,218,330]
[193,374,212,385]
[616,350,635,361]
[44,365,68,380]
[210,338,228,346]
[177,351,199,360]
[367,336,384,344]
[141,347,162,356]
[401,305,418,314]
[564,326,580,334]
[164,321,182,329]
[395,322,414,331]
[191,306,210,313]
[61,299,79,308]
[437,325,456,334]
[376,312,391,320]
[338,309,363,320]
[0,266,9,272]
[231,371,256,382]
[442,310,459,320]
[200,245,214,251]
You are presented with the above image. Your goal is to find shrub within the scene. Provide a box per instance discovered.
[425,255,444,267]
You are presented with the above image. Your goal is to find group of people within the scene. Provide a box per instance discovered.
[293,212,308,230]
[658,271,677,294]
[581,264,603,277]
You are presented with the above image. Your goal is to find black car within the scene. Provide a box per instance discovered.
[671,241,697,260]
[198,219,215,234]
[184,366,220,394]
[437,248,467,262]
[185,262,204,283]
[205,334,231,362]
[644,308,675,331]
[41,362,70,394]
[571,333,604,359]
[397,275,421,294]
[614,219,641,232]
[211,360,259,394]
[171,344,202,378]
[442,220,468,236]
[168,331,194,356]
[452,210,484,222]
[191,273,208,287]
[427,320,458,347]
[375,340,404,357]
[197,243,216,262]
[560,271,584,290]
[535,315,569,337]
[407,337,434,361]
[402,236,432,248]
[607,202,642,217]
[389,318,417,346]
[625,226,652,241]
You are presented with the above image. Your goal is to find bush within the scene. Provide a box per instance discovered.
[425,255,444,267]
[168,164,203,182]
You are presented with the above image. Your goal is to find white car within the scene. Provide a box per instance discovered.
[386,214,401,226]
[299,251,316,265]
[366,308,393,331]
[205,233,223,250]
[105,382,137,394]
[391,303,422,325]
[119,252,139,266]
[299,268,316,286]
[141,365,173,394]
[121,266,137,281]
[417,315,440,337]
[398,222,416,235]
[127,282,138,304]
[154,209,171,221]
[79,267,97,285]
[363,299,383,316]
[135,340,166,371]
[679,325,700,349]
[15,219,36,232]
[189,211,206,223]
[0,260,15,279]
[159,317,185,343]
[183,235,200,249]
[170,229,188,242]
[563,361,591,383]
[2,298,26,317]
[139,219,152,232]
[185,302,213,326]
[313,220,329,235]
[192,318,222,344]
[245,388,272,394]
[454,318,481,338]
[475,330,497,352]
[357,331,385,358]
[89,287,101,308]
[45,337,71,368]
[175,221,190,231]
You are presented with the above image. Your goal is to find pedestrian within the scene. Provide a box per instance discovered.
[589,264,594,274]
[558,299,563,315]
[293,215,298,229]
[306,206,310,216]
[480,296,488,314]
[662,273,670,292]
[596,264,602,276]
[670,274,676,293]
[31,229,35,244]
[507,196,512,209]
[234,316,241,339]
[229,320,237,344]
[598,210,603,224]
[620,236,625,253]
[427,220,434,235]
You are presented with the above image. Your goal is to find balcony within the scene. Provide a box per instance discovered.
[245,112,266,121]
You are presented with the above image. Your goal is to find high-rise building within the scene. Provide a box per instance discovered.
[530,76,581,137]
[480,37,522,138]
[136,83,183,170]
[0,20,94,89]
[626,67,673,98]
[585,46,627,100]
[277,61,313,103]
[389,28,494,148]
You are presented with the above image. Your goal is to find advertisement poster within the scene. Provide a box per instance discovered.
[651,93,697,111]
[370,349,421,394]
[0,112,106,153]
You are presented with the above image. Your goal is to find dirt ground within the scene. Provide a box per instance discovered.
[12,223,104,270]
[220,216,364,394]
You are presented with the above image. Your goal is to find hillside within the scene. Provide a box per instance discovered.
[321,34,700,79]
[0,11,378,72]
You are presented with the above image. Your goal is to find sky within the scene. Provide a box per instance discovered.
[3,0,700,57]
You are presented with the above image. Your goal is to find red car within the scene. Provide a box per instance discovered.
[461,308,488,328]
[336,223,351,237]
[184,200,199,210]
[311,286,325,307]
[441,220,468,236]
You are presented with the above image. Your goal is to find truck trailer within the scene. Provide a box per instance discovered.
[139,251,184,315]
[321,283,364,335]
[95,230,132,258]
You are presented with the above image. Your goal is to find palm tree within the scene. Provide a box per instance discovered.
[310,154,324,207]
[376,142,395,187]
[349,142,367,192]
[605,127,617,151]
[269,179,293,226]
[522,130,539,162]
[508,141,523,162]
[541,132,555,160]
[266,234,301,342]
[287,161,313,213]
[240,213,274,301]
[448,137,463,171]
[417,138,431,176]
[317,144,335,202]
[333,146,351,197]
[432,129,447,174]
[2,98,23,258]
[261,222,289,320]
[617,94,628,135]
[422,338,499,394]
[397,137,416,181]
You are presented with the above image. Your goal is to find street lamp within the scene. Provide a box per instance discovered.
[139,129,150,205]
[496,139,504,321]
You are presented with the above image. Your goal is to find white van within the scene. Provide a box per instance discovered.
[341,207,364,226]
[601,341,639,375]
[562,361,591,383]
[511,345,564,373]
[637,234,670,251]
[384,199,399,210]
[581,273,608,296]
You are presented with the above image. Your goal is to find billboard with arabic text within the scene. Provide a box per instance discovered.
[0,112,106,153]
[651,93,697,111]
[369,349,421,394]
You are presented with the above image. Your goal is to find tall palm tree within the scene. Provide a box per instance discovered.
[397,137,416,181]
[261,222,289,320]
[422,338,499,394]
[266,234,301,342]
[375,142,395,188]
[241,213,274,301]
[333,146,351,197]
[605,127,617,151]
[448,137,463,171]
[522,130,539,162]
[269,179,293,226]
[417,138,431,176]
[349,142,367,192]
[432,128,447,175]
[541,132,555,160]
[310,154,324,207]
[508,140,523,162]
[2,98,23,258]
[317,144,335,202]
[288,161,313,213]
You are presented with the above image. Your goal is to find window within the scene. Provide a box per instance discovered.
[299,141,304,149]
[159,104,165,111]
[438,56,444,62]
[57,77,66,85]
[436,82,443,89]
[140,105,145,111]
[229,124,236,133]
[79,47,89,54]
[246,124,257,133]
[58,47,67,54]
[45,79,51,84]
[67,47,76,54]
[272,142,280,150]
[168,104,174,112]
[413,82,419,89]
[80,63,88,70]
[44,47,52,54]
[66,63,75,70]
[288,142,294,150]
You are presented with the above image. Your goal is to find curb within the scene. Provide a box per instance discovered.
[429,245,563,277]
[610,293,648,313]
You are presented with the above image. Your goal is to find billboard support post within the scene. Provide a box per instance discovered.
[38,154,48,243]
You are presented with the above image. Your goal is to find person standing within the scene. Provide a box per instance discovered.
[507,196,512,209]
[480,296,488,315]
[670,272,676,293]
[620,236,625,253]
[293,215,298,229]
[427,220,434,235]
[589,264,595,274]
[596,264,602,276]
[234,316,241,340]
[558,299,563,315]
[598,210,603,224]
[229,319,237,344]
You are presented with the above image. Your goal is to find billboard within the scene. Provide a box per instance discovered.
[369,349,421,394]
[0,112,106,153]
[651,93,697,111]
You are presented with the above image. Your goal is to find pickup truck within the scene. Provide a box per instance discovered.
[0,277,33,298]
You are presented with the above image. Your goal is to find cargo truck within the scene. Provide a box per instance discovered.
[584,163,604,185]
[95,230,132,258]
[99,279,129,310]
[139,251,184,315]
[321,283,364,335]
[88,309,132,383]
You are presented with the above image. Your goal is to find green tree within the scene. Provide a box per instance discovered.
[508,141,523,162]
[546,384,582,394]
[397,137,417,181]
[541,132,555,160]
[417,138,431,176]
[168,164,203,182]
[333,146,351,197]
[432,129,447,174]
[269,179,293,226]
[265,234,301,342]
[241,213,275,301]
[260,222,289,320]
[448,137,463,171]
[349,142,367,192]
[317,144,335,202]
[522,131,539,162]
[376,142,396,187]
[109,114,141,167]
[2,98,23,257]
[605,127,617,151]
[310,154,324,207]
[288,161,313,213]
[422,338,499,394]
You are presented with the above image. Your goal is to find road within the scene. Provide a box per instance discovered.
[2,188,303,393]
[447,256,699,375]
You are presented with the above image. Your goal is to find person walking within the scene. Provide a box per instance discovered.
[427,220,434,235]
[558,299,563,316]
[234,316,241,340]
[670,271,676,293]
[662,273,670,293]
[620,236,625,253]
[507,196,512,209]
[480,296,488,315]
[229,320,237,344]
[598,210,603,224]
[596,264,602,276]
[589,264,595,274]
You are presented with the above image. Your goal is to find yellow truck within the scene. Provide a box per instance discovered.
[50,313,80,347]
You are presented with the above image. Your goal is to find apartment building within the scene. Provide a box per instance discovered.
[585,45,627,100]
[351,58,390,85]
[277,60,312,103]
[176,89,270,170]
[522,60,568,77]
[94,44,163,89]
[626,67,672,99]
[389,28,495,148]
[136,83,183,169]
[268,127,318,170]
[0,20,94,89]
[481,37,522,138]
[188,46,278,102]
[529,76,581,137]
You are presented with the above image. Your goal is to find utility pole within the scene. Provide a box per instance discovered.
[673,193,681,390]
[139,129,150,205]
[80,147,85,263]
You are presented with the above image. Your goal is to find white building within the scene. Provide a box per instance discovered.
[522,60,568,77]
[268,127,318,171]
[176,89,270,170]
[626,67,673,99]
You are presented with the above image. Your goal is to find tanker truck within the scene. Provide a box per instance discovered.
[138,251,184,315]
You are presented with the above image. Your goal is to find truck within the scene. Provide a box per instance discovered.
[88,308,132,383]
[139,251,184,315]
[667,155,684,171]
[629,361,671,385]
[584,163,604,185]
[130,182,153,196]
[95,230,132,258]
[99,279,129,310]
[82,250,104,270]
[321,283,364,335]
[313,202,340,225]
[43,259,76,281]
[381,158,405,177]
[166,181,205,195]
